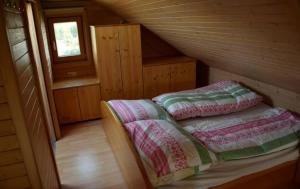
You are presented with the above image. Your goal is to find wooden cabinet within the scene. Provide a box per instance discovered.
[53,80,101,124]
[143,64,171,98]
[91,24,143,100]
[78,85,102,120]
[143,56,197,98]
[54,88,82,124]
[170,61,196,91]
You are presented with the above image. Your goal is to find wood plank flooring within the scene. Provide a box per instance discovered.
[55,120,128,189]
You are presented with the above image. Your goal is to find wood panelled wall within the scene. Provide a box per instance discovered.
[141,26,181,58]
[96,0,300,93]
[0,73,31,188]
[209,67,300,114]
[1,1,60,188]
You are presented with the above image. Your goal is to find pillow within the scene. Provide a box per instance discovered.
[108,99,171,124]
[153,80,263,120]
[124,119,216,186]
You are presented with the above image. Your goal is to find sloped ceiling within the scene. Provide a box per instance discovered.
[95,0,300,93]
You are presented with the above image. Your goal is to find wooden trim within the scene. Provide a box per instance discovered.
[30,0,61,139]
[211,160,298,189]
[0,2,41,188]
[52,77,99,90]
[24,2,61,187]
[101,101,151,189]
[45,7,96,81]
[47,16,86,63]
[143,56,197,67]
[101,100,299,189]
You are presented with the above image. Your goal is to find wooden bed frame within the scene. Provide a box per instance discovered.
[101,101,300,189]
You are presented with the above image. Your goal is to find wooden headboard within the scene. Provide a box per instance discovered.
[209,67,300,115]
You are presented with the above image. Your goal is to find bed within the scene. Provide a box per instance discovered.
[101,82,300,189]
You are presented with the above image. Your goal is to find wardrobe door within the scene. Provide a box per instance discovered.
[95,27,123,100]
[118,25,143,99]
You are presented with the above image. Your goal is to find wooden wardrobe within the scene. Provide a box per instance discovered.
[91,24,144,100]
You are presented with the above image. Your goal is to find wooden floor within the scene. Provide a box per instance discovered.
[55,120,128,189]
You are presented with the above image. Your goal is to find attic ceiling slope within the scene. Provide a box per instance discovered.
[96,0,300,93]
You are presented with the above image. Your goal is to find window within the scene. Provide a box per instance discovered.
[54,21,81,57]
[48,17,86,63]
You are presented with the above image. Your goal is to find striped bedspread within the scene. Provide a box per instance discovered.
[107,99,300,186]
[184,108,300,160]
[124,120,216,186]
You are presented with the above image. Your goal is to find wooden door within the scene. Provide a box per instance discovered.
[170,62,196,92]
[143,64,171,98]
[78,85,101,120]
[118,25,143,99]
[54,88,81,124]
[95,26,123,100]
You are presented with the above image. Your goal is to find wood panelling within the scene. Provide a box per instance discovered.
[30,0,61,139]
[0,75,29,188]
[141,26,181,58]
[0,135,19,152]
[0,150,23,166]
[0,3,40,188]
[96,0,300,93]
[1,1,60,188]
[0,163,27,180]
[26,2,56,146]
[209,67,300,114]
[0,120,15,137]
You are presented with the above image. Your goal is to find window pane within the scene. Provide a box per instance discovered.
[53,21,81,57]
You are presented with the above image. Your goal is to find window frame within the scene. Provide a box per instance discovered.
[47,16,86,64]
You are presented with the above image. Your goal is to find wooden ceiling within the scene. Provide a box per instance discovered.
[94,0,300,93]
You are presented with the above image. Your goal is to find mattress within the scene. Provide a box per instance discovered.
[156,103,299,189]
